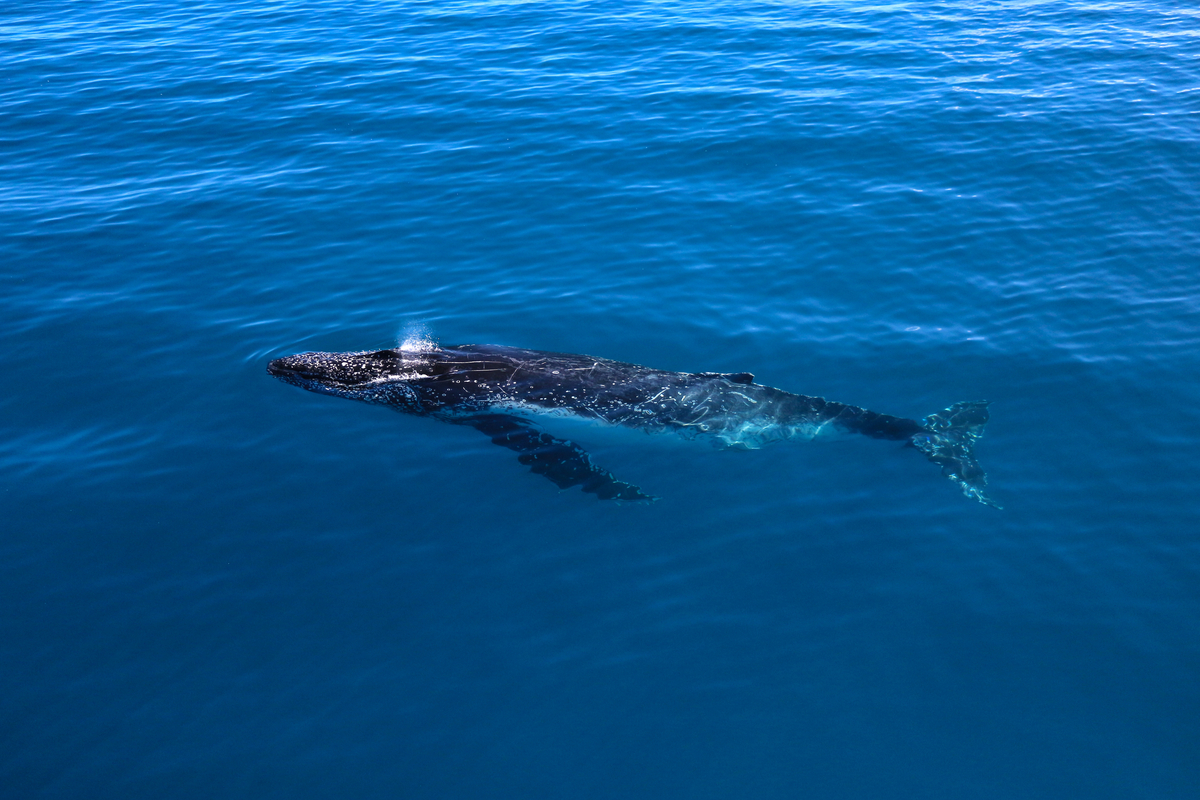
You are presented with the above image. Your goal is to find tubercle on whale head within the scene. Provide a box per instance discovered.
[267,349,432,391]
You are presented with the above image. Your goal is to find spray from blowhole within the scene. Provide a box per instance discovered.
[397,321,437,354]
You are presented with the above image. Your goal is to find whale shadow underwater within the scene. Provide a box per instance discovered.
[268,343,999,509]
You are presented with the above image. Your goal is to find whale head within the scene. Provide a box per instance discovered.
[267,349,424,409]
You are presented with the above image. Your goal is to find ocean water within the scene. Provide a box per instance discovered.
[3,1,1199,797]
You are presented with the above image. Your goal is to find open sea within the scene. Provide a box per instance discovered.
[3,1,1199,797]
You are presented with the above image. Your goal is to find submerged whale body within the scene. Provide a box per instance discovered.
[268,344,999,508]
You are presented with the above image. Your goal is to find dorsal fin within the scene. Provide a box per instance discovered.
[694,371,755,385]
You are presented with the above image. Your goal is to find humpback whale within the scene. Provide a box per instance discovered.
[267,344,999,508]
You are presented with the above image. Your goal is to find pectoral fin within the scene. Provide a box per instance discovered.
[457,414,655,502]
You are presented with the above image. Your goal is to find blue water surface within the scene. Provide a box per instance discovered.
[3,1,1199,797]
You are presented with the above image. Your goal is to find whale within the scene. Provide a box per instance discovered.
[267,343,999,508]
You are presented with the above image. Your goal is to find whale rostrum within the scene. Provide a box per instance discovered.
[267,343,999,508]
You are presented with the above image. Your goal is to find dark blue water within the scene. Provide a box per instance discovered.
[4,1,1199,797]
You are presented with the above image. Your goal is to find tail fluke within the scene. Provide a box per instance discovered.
[910,401,1000,509]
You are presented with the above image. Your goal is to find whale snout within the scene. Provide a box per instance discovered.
[267,355,327,384]
[267,351,395,390]
[267,357,304,379]
[267,358,295,376]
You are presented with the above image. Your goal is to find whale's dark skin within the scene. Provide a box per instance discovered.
[268,343,998,507]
